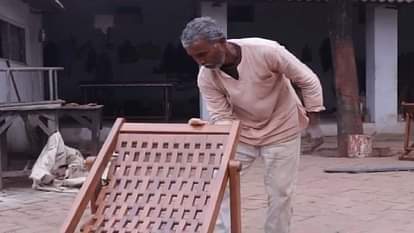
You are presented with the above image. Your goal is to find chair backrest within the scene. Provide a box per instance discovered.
[61,118,240,233]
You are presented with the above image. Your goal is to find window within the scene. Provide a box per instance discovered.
[0,19,26,63]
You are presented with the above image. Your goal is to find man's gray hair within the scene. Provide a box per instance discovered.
[181,17,226,48]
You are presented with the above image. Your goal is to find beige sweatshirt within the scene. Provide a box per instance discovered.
[198,38,325,146]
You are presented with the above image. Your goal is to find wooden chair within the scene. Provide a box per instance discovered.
[401,102,414,159]
[60,118,241,233]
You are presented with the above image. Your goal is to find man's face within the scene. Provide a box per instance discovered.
[184,38,226,69]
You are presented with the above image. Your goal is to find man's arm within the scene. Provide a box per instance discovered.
[264,42,325,113]
[198,75,234,124]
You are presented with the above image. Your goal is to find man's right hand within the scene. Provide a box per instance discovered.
[188,118,208,126]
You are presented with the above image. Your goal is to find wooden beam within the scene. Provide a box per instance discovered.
[120,123,232,135]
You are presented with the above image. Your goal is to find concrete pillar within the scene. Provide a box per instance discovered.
[366,5,398,130]
[199,1,227,120]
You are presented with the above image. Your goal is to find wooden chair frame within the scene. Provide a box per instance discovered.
[60,118,241,233]
[402,102,414,157]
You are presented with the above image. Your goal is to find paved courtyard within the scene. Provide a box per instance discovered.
[1,135,414,233]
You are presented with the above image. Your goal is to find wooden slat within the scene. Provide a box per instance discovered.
[0,100,64,108]
[402,102,414,113]
[0,67,64,71]
[120,123,232,134]
[0,104,102,112]
[60,104,103,110]
[229,160,242,233]
[0,104,63,112]
[60,118,125,233]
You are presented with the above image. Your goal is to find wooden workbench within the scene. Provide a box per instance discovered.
[0,101,103,189]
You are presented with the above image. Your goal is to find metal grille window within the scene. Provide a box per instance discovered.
[0,19,26,63]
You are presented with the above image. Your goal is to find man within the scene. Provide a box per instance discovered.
[181,17,324,233]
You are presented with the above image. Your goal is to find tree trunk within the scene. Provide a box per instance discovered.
[329,0,363,157]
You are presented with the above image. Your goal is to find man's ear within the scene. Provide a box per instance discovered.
[214,38,226,49]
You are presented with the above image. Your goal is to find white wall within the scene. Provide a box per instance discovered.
[366,5,398,131]
[0,0,44,152]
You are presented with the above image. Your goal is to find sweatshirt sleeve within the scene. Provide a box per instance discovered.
[198,72,234,123]
[264,41,326,112]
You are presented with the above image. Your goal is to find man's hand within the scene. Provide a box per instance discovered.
[304,111,324,153]
[188,118,208,126]
[307,112,320,127]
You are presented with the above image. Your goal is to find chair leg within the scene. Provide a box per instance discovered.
[229,160,242,233]
[404,114,412,155]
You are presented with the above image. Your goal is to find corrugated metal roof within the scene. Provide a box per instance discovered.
[288,0,414,3]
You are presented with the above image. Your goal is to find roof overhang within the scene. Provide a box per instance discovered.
[286,0,413,3]
[206,0,414,3]
[22,0,64,12]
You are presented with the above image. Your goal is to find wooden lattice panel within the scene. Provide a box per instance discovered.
[82,133,228,233]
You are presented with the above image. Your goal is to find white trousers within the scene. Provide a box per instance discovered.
[215,136,301,233]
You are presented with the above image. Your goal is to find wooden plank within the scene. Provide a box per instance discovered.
[59,104,103,111]
[0,103,63,112]
[229,160,242,233]
[0,67,64,71]
[60,118,124,233]
[0,100,65,108]
[120,123,231,135]
[402,102,414,113]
